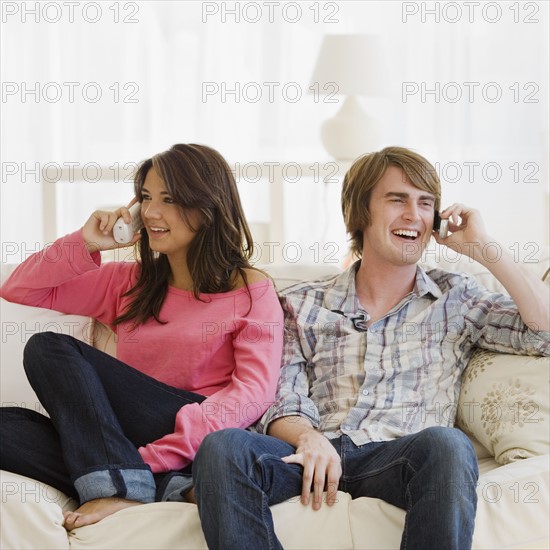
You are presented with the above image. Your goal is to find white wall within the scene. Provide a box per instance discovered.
[1,1,548,265]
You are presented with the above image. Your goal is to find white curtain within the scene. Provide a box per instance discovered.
[1,1,548,263]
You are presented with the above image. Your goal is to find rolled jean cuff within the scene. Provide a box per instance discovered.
[74,467,156,504]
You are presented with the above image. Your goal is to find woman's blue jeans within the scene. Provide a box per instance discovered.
[0,332,204,504]
[193,427,479,550]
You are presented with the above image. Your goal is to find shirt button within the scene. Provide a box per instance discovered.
[341,425,350,432]
[362,389,369,396]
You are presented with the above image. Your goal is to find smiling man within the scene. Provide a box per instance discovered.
[192,146,550,550]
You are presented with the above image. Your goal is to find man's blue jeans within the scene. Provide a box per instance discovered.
[0,332,204,504]
[193,426,479,550]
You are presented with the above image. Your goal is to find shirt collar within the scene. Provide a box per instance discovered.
[324,260,442,315]
[324,261,362,314]
[414,265,443,299]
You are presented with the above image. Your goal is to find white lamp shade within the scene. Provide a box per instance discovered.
[309,34,387,97]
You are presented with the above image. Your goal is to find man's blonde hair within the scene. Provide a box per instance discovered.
[341,146,441,258]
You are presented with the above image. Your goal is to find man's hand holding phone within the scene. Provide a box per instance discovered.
[433,203,493,262]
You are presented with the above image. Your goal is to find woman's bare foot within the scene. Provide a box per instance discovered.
[63,497,142,531]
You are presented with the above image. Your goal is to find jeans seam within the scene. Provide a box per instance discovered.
[111,469,127,498]
[401,461,417,550]
[249,454,278,550]
[339,439,346,493]
[341,457,410,484]
[72,352,114,463]
[262,491,276,550]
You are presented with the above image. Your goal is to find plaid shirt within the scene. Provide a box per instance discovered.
[257,261,549,444]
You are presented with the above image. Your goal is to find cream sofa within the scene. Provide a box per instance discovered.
[1,247,549,550]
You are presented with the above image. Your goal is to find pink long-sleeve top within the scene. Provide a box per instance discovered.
[0,230,284,472]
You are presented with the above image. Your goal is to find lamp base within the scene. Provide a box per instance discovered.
[320,96,380,161]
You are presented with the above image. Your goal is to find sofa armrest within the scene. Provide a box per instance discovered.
[0,298,93,412]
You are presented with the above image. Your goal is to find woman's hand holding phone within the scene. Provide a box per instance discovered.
[82,199,142,253]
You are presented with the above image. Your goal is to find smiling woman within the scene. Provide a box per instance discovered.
[113,144,260,326]
[135,145,250,294]
[0,143,284,531]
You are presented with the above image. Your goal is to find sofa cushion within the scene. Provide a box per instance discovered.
[456,269,550,464]
[0,470,74,550]
[456,350,549,464]
[64,492,354,550]
[0,298,93,412]
[472,455,550,549]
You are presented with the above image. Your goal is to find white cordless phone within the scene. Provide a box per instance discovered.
[113,202,143,244]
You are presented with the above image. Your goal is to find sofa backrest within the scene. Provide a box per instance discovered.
[3,243,549,356]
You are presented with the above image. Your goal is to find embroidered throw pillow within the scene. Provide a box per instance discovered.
[456,269,550,464]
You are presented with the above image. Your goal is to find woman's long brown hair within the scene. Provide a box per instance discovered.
[114,144,256,326]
